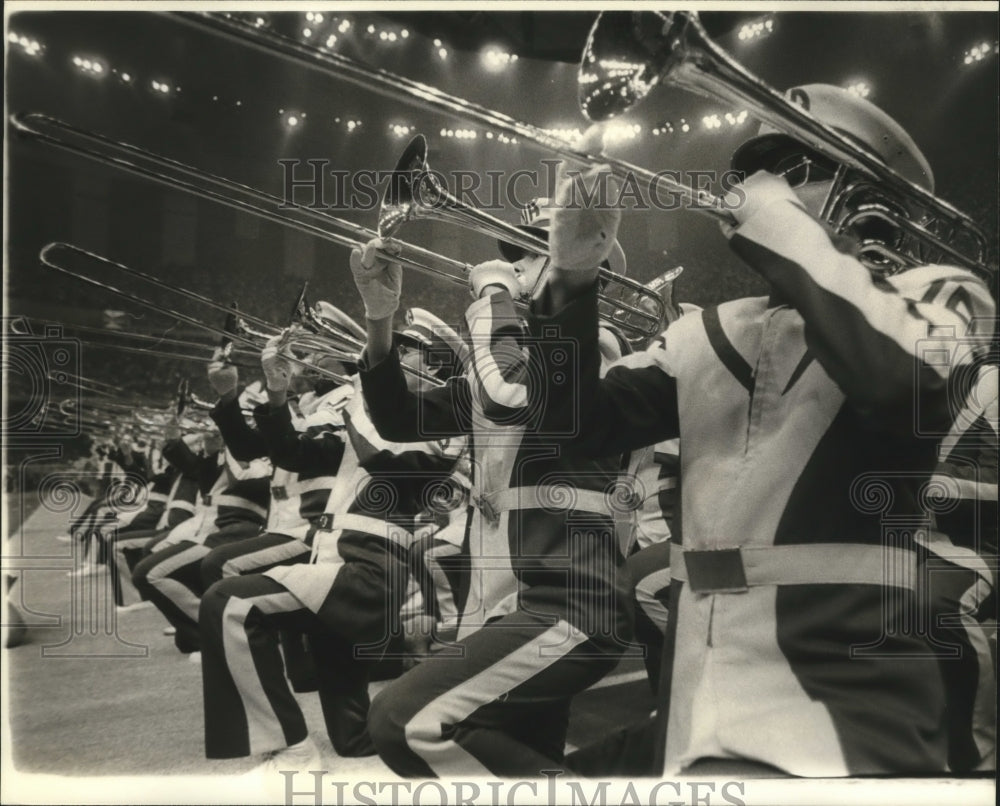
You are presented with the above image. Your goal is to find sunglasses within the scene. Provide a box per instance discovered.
[397,342,446,369]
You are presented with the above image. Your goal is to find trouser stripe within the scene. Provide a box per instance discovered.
[111,531,160,606]
[148,544,209,621]
[404,618,587,776]
[221,590,306,755]
[635,567,672,635]
[223,540,310,578]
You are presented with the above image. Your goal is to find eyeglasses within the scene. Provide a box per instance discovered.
[767,151,840,188]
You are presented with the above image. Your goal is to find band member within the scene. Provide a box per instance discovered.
[923,353,997,771]
[109,449,201,609]
[527,84,996,776]
[65,436,148,577]
[200,350,354,590]
[198,315,464,776]
[405,464,473,648]
[352,203,633,778]
[131,412,271,656]
[200,338,355,692]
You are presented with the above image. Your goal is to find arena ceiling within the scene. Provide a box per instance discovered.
[6,7,997,402]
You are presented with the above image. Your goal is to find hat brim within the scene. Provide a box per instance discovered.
[393,331,429,351]
[497,225,549,263]
[498,225,628,277]
[393,331,457,378]
[731,133,813,175]
[313,356,357,377]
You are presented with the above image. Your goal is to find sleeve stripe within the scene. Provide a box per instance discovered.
[782,351,815,396]
[467,293,528,409]
[730,234,979,389]
[702,307,754,393]
[731,201,989,368]
[920,278,946,303]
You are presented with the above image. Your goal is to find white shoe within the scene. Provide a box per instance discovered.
[66,564,104,578]
[188,651,202,664]
[163,626,177,636]
[116,601,153,613]
[55,534,73,543]
[244,737,325,782]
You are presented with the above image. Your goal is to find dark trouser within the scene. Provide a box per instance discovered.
[108,526,170,607]
[565,717,660,777]
[200,532,312,590]
[367,598,626,778]
[68,497,106,535]
[132,522,261,652]
[923,554,996,771]
[200,565,396,759]
[201,532,316,692]
[624,540,671,692]
[408,533,466,635]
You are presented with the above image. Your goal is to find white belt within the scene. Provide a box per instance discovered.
[670,542,918,593]
[316,512,414,547]
[471,485,612,527]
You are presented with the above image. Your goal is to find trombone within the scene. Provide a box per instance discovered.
[171,10,991,280]
[12,113,480,303]
[378,135,665,339]
[26,316,255,361]
[37,242,353,386]
[36,243,442,387]
[47,369,135,400]
[13,112,664,341]
[577,11,991,278]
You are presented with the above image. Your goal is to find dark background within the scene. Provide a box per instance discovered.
[6,9,998,406]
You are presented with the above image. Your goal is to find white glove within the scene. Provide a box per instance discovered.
[207,346,238,397]
[260,335,292,393]
[549,126,622,274]
[349,237,403,320]
[469,260,520,299]
[720,170,802,238]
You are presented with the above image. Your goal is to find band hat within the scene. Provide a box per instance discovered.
[498,197,627,276]
[312,300,366,342]
[395,307,469,378]
[731,84,934,193]
[313,354,357,378]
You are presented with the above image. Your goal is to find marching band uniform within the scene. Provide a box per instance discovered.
[406,468,473,642]
[131,436,270,653]
[199,374,463,762]
[361,287,631,777]
[65,444,138,564]
[529,160,995,776]
[922,360,998,771]
[199,379,353,692]
[621,438,679,691]
[109,462,201,608]
[199,381,353,589]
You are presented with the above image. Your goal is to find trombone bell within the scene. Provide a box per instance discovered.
[378,134,437,240]
[579,11,692,123]
[579,11,993,281]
